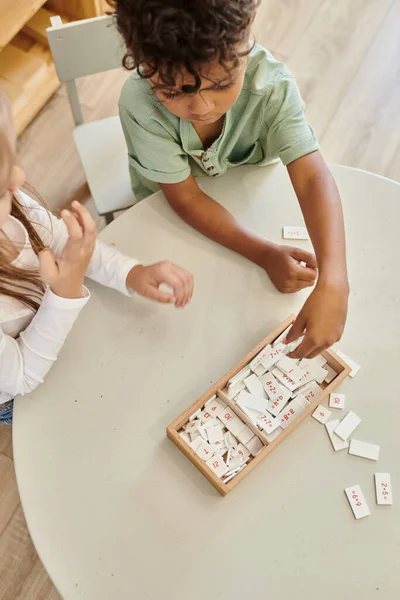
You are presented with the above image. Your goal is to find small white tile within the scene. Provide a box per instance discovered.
[185,420,201,434]
[244,373,266,397]
[292,362,327,389]
[179,430,191,443]
[227,444,250,468]
[253,363,267,377]
[237,390,268,413]
[237,403,262,424]
[278,398,306,429]
[312,405,331,424]
[205,394,217,405]
[205,396,226,417]
[228,366,251,386]
[235,443,251,463]
[349,439,380,461]
[336,350,360,378]
[225,416,246,437]
[226,381,246,398]
[218,407,236,426]
[345,484,370,519]
[224,431,238,449]
[296,393,309,409]
[282,225,309,240]
[334,411,361,441]
[325,419,349,451]
[323,364,337,384]
[227,453,244,470]
[189,436,203,452]
[257,412,280,434]
[190,430,202,442]
[276,356,305,383]
[195,440,216,461]
[272,367,298,392]
[261,372,292,403]
[222,464,246,483]
[299,355,327,369]
[329,392,345,410]
[245,435,264,456]
[198,426,208,441]
[237,424,254,445]
[249,344,272,372]
[213,440,227,455]
[272,325,292,347]
[189,408,202,421]
[294,381,323,404]
[266,394,291,417]
[260,343,286,371]
[205,424,225,445]
[206,455,229,478]
[375,473,393,505]
[199,409,220,426]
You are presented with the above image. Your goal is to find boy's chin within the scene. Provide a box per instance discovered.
[188,115,220,124]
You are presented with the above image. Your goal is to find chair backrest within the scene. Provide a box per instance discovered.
[47,15,126,125]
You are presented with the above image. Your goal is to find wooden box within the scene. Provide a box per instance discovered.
[167,315,351,496]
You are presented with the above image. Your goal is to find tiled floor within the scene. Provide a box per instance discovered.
[1,1,400,597]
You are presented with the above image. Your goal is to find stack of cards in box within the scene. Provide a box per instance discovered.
[178,395,264,482]
[223,325,337,443]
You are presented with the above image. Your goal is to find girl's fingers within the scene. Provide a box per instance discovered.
[170,266,193,306]
[160,271,187,307]
[61,209,83,242]
[38,248,59,283]
[142,285,175,304]
[71,201,97,243]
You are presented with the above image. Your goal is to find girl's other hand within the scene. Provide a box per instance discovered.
[39,201,97,299]
[127,261,194,308]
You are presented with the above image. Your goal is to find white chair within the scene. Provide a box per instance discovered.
[46,15,135,223]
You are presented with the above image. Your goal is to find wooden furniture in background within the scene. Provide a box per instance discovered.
[0,0,103,136]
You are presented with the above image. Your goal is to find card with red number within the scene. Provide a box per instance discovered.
[375,473,393,505]
[345,484,370,519]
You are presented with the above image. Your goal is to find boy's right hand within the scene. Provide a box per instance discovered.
[263,243,318,293]
[39,201,97,299]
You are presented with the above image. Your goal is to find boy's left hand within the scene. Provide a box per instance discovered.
[126,261,194,308]
[285,280,349,359]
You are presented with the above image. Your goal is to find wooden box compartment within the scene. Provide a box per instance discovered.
[167,315,351,496]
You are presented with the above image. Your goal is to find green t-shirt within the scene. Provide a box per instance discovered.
[119,44,319,201]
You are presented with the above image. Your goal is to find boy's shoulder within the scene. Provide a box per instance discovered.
[119,72,164,123]
[243,44,294,95]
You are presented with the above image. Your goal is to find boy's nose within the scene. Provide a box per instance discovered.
[189,92,214,117]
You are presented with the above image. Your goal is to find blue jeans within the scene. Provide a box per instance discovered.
[0,401,14,424]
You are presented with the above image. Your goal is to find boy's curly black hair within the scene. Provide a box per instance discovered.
[108,0,260,91]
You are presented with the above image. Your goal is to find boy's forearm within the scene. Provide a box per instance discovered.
[162,182,272,266]
[287,152,349,289]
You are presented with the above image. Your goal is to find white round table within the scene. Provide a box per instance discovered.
[14,164,400,599]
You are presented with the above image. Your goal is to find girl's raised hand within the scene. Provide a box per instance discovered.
[39,201,97,299]
[127,261,194,308]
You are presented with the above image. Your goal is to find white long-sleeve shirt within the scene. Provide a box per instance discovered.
[0,191,140,404]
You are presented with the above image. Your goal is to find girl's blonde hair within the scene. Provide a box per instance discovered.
[0,87,46,311]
